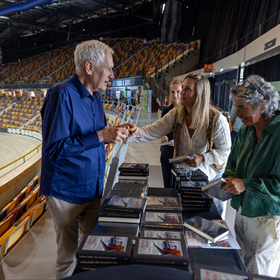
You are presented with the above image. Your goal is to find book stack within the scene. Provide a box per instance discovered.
[118,163,149,182]
[76,233,133,273]
[146,196,182,212]
[98,188,147,224]
[179,180,213,212]
[132,237,189,270]
[141,188,184,230]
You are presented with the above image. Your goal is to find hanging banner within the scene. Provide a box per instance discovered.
[127,91,132,104]
[141,90,148,111]
[147,90,152,112]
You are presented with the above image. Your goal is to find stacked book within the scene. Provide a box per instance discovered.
[179,180,213,212]
[76,233,133,272]
[118,163,149,182]
[132,188,189,270]
[98,183,148,224]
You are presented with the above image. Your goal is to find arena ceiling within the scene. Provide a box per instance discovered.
[0,0,165,61]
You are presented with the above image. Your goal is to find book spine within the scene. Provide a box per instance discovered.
[182,207,210,211]
[119,168,148,173]
[102,206,143,213]
[76,254,129,262]
[77,259,129,265]
[120,172,149,176]
[98,211,140,218]
[145,206,182,212]
[141,223,183,230]
[133,256,188,266]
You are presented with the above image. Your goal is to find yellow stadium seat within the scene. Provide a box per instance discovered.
[0,215,14,237]
[0,217,30,260]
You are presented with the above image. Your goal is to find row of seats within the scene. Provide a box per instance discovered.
[1,47,68,84]
[104,103,134,121]
[0,97,43,131]
[1,38,191,85]
[0,173,47,260]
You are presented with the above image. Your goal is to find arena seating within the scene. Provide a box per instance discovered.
[0,38,190,85]
[0,96,43,131]
[0,172,46,260]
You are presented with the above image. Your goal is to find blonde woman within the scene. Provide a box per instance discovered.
[133,72,231,218]
[160,79,182,188]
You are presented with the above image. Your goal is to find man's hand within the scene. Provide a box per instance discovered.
[161,136,169,143]
[183,154,204,168]
[221,178,246,195]
[118,122,138,138]
[97,127,128,144]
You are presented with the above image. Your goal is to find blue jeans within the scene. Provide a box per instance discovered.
[160,145,174,188]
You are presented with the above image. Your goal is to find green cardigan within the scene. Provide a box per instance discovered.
[223,113,280,218]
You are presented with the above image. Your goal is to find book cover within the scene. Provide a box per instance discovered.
[169,155,193,164]
[140,229,184,240]
[102,195,147,213]
[159,140,174,146]
[133,237,188,266]
[193,264,280,280]
[188,248,247,273]
[183,217,229,243]
[76,234,133,263]
[119,163,149,172]
[141,211,183,230]
[201,178,235,201]
[146,196,182,212]
[109,190,146,199]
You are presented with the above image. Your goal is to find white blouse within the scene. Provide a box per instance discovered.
[133,108,231,181]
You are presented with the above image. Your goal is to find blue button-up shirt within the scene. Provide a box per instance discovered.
[40,74,106,203]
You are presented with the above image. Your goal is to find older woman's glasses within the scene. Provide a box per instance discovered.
[241,81,265,99]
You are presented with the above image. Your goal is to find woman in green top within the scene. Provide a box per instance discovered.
[222,75,280,277]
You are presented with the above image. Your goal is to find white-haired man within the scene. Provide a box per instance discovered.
[40,40,137,279]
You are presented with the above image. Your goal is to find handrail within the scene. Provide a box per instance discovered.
[0,142,42,170]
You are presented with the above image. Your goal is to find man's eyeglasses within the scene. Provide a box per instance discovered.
[240,81,265,99]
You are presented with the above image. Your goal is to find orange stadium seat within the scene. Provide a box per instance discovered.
[0,217,30,260]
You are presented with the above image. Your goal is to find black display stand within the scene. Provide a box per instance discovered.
[65,264,193,280]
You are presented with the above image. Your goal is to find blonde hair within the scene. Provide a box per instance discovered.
[176,72,210,130]
[169,79,183,105]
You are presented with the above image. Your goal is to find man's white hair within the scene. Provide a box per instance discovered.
[74,40,114,72]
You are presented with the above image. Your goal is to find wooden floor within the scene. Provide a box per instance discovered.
[0,133,41,176]
[0,110,279,279]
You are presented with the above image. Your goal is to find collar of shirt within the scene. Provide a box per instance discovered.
[70,73,100,101]
[264,112,280,135]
